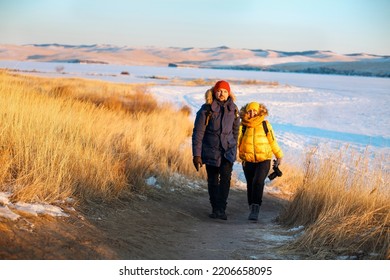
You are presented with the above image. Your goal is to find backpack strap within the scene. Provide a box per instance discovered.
[262,120,269,135]
[241,125,247,135]
[241,120,268,136]
[205,104,212,126]
[234,106,239,119]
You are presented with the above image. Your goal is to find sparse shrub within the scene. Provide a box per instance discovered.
[122,89,159,113]
[238,79,279,86]
[179,105,192,117]
[49,85,73,98]
[185,78,212,86]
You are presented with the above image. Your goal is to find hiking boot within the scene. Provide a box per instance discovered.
[209,208,218,219]
[248,204,260,221]
[208,212,218,219]
[217,209,227,220]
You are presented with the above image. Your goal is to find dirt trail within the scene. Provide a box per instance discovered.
[0,185,300,260]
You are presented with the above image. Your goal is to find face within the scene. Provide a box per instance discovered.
[214,88,229,102]
[247,109,258,119]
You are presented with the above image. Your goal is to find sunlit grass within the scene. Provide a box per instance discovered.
[0,71,193,203]
[278,147,390,259]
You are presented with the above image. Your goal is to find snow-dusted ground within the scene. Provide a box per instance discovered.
[1,61,389,218]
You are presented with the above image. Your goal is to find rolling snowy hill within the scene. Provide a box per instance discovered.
[0,44,389,77]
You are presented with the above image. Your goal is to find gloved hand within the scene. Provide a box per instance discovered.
[193,156,203,171]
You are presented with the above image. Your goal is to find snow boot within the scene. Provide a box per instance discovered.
[248,204,260,221]
[217,209,227,220]
[209,208,218,219]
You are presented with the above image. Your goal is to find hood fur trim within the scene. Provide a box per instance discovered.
[205,88,236,104]
[240,102,268,118]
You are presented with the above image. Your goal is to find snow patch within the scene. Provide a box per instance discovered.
[0,205,20,221]
[145,176,161,189]
[0,192,11,205]
[14,202,69,217]
[288,225,305,232]
[0,192,69,220]
[260,232,294,243]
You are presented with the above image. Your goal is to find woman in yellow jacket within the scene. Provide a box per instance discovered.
[238,102,283,221]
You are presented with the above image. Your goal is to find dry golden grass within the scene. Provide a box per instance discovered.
[268,162,304,200]
[278,147,390,259]
[0,71,194,203]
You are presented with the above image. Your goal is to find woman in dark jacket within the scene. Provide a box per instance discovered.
[192,80,240,220]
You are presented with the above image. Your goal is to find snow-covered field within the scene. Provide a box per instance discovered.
[0,61,389,213]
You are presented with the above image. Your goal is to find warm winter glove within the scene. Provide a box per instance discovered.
[193,156,203,171]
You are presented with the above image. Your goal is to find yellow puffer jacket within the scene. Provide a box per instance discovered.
[238,115,283,162]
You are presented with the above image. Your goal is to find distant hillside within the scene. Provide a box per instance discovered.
[0,44,389,77]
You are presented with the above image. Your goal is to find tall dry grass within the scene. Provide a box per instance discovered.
[0,71,194,203]
[278,147,390,259]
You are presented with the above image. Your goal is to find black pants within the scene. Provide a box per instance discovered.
[206,157,233,212]
[243,160,271,206]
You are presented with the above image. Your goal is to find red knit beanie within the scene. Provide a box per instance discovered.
[213,80,230,94]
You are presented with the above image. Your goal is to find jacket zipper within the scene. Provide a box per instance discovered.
[253,127,256,161]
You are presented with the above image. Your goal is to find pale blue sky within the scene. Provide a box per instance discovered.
[1,0,389,55]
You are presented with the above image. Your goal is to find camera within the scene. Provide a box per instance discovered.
[268,160,283,180]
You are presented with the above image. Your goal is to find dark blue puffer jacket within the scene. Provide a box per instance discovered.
[192,97,240,167]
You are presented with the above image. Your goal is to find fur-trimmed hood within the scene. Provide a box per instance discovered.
[205,88,236,104]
